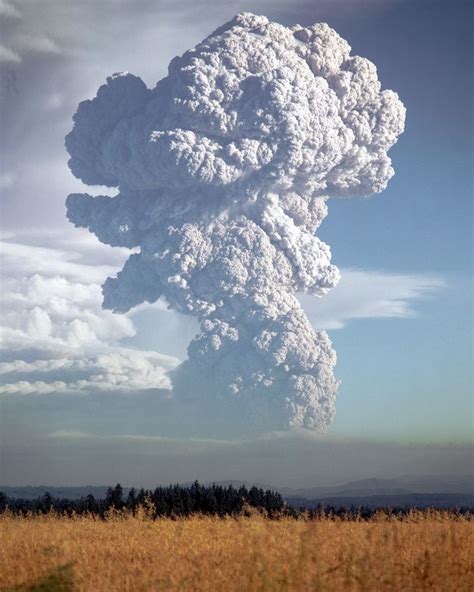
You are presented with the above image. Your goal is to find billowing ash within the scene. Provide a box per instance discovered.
[65,13,405,432]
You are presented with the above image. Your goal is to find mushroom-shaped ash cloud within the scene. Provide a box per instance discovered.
[65,13,405,431]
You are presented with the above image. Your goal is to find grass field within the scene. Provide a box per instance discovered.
[0,510,472,591]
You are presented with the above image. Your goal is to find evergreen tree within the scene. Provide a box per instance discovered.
[41,491,53,513]
[84,493,98,513]
[136,488,146,506]
[105,486,114,509]
[126,487,137,511]
[0,492,8,512]
[112,483,124,508]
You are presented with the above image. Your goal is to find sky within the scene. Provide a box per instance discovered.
[0,0,472,488]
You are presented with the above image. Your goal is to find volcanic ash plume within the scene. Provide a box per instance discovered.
[65,13,405,431]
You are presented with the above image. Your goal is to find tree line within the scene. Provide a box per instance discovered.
[0,483,471,520]
[0,482,285,518]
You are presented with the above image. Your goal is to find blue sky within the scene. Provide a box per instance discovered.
[0,0,472,486]
[315,0,473,442]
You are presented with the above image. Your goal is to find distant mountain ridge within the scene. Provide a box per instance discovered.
[1,474,472,504]
[284,493,474,510]
[281,475,474,499]
[0,485,116,500]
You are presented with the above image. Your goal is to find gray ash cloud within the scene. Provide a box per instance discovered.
[65,13,405,431]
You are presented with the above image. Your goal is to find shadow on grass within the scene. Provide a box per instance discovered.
[3,564,75,592]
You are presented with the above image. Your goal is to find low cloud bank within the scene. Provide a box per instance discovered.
[0,231,441,412]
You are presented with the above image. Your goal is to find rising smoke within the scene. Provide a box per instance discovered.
[65,13,405,432]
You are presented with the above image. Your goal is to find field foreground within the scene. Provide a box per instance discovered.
[1,511,472,591]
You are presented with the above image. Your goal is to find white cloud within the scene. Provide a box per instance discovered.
[0,44,21,62]
[0,232,444,397]
[0,0,20,18]
[13,34,62,55]
[47,430,238,448]
[0,235,125,284]
[0,172,16,190]
[0,232,178,395]
[44,92,64,110]
[299,268,444,330]
[0,349,177,395]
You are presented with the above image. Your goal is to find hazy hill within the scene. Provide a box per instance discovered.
[281,475,473,498]
[1,474,472,507]
[285,493,474,510]
[0,485,122,500]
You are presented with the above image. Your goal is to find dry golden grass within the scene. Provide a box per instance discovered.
[0,510,472,592]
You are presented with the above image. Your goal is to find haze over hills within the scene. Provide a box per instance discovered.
[1,475,472,505]
[280,475,474,499]
[208,476,474,508]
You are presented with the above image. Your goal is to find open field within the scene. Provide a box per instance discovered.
[1,511,472,592]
